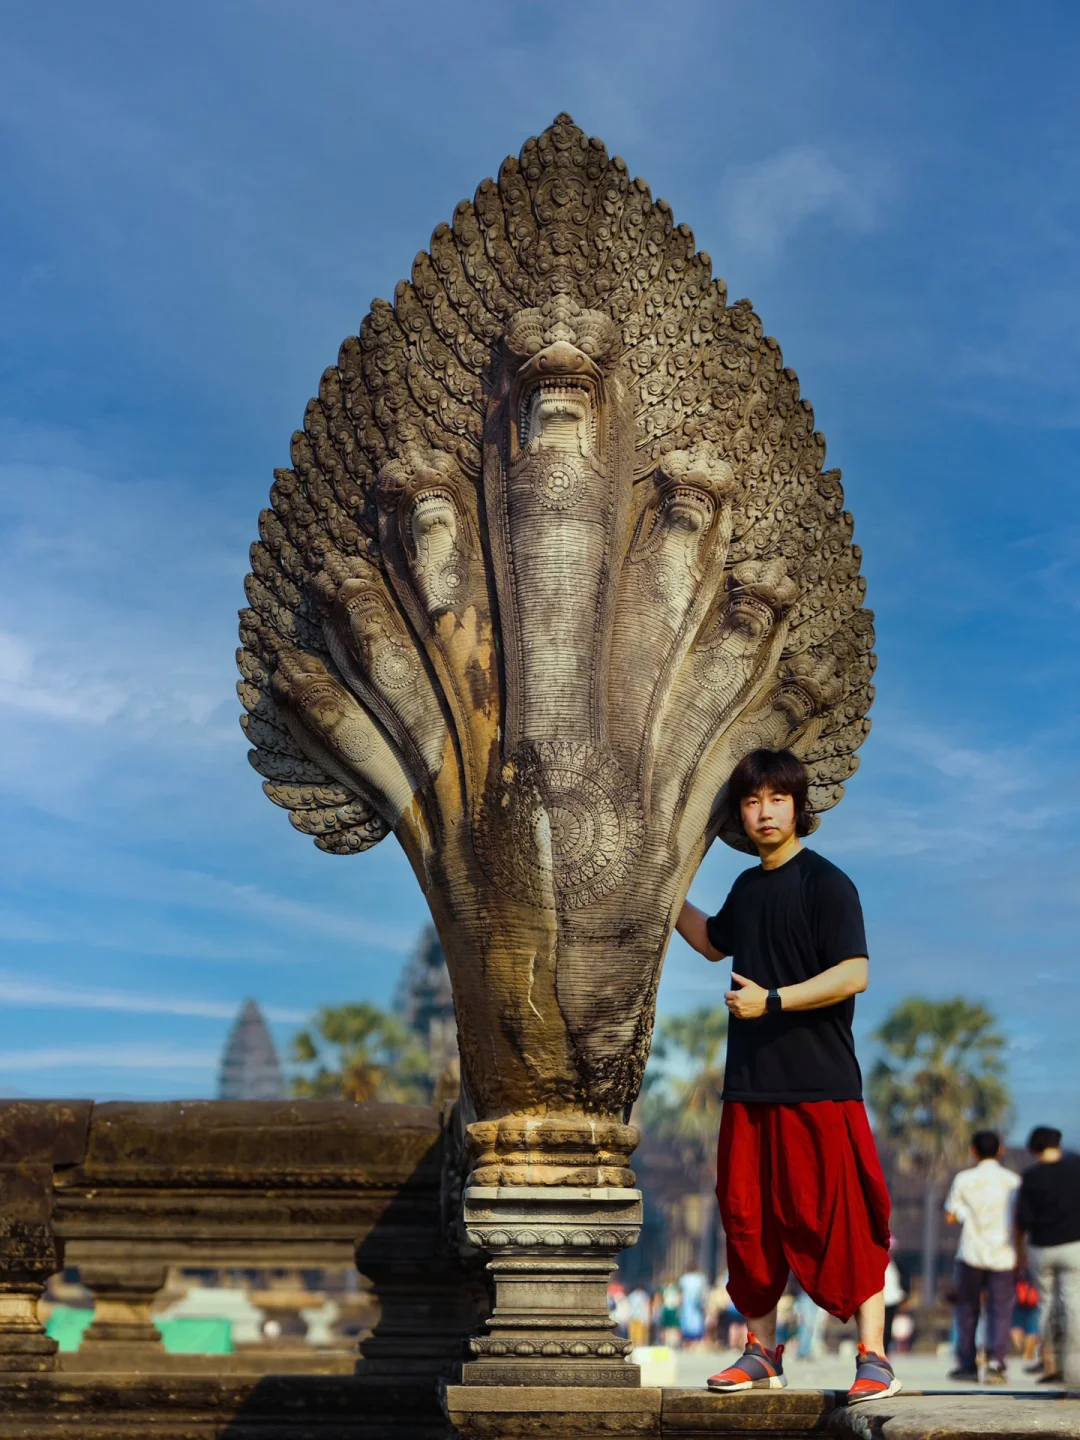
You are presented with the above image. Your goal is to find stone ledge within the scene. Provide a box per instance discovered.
[0,1373,449,1439]
[828,1391,1080,1439]
[663,1386,840,1433]
[0,1379,1077,1440]
[56,1348,359,1375]
[444,1386,1080,1440]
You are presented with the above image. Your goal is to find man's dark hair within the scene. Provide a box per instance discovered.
[727,748,814,837]
[1027,1126,1063,1156]
[971,1130,1000,1159]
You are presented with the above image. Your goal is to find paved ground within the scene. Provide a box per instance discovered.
[673,1347,1064,1394]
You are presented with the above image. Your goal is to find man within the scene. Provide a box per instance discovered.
[943,1130,1020,1383]
[677,747,899,1404]
[1016,1126,1080,1387]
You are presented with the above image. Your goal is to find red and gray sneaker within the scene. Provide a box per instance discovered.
[707,1332,786,1391]
[847,1344,902,1404]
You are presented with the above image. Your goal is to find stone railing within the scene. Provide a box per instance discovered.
[0,1099,486,1381]
[5,1100,1077,1439]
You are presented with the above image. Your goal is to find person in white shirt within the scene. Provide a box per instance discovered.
[944,1130,1020,1384]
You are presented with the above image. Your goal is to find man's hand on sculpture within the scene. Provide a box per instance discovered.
[725,973,769,1020]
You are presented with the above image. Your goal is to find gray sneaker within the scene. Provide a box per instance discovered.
[848,1345,902,1403]
[707,1332,786,1391]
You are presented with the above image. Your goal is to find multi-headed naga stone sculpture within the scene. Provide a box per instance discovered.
[239,114,874,1196]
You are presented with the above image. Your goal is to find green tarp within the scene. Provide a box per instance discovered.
[46,1306,233,1354]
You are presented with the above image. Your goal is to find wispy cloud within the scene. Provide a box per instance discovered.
[197,877,417,953]
[0,971,305,1024]
[0,1042,219,1074]
[822,713,1073,862]
[0,631,127,724]
[723,143,892,257]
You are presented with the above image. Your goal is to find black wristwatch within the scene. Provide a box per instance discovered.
[766,988,783,1016]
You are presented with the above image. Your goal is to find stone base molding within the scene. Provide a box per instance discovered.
[465,1115,638,1189]
[0,1285,57,1374]
[444,1384,662,1440]
[462,1185,642,1387]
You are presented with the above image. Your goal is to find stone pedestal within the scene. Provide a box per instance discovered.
[0,1284,57,1373]
[444,1385,661,1440]
[355,1256,489,1377]
[72,1257,168,1358]
[462,1186,642,1387]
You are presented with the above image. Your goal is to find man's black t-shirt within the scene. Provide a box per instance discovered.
[1016,1154,1080,1248]
[706,848,868,1103]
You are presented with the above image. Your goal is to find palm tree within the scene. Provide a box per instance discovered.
[290,1001,430,1102]
[867,997,1010,1308]
[641,1006,728,1274]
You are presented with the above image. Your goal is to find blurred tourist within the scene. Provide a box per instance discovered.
[678,1269,707,1350]
[793,1282,825,1361]
[704,1276,729,1347]
[944,1129,1019,1384]
[707,1272,745,1350]
[889,1305,915,1354]
[627,1285,651,1350]
[775,1290,796,1346]
[607,1281,629,1338]
[882,1246,906,1354]
[650,1287,665,1345]
[1016,1125,1080,1387]
[661,1280,682,1348]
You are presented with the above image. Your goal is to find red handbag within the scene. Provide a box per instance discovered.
[1015,1278,1039,1309]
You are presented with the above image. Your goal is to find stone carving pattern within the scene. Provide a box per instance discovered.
[471,1336,633,1358]
[239,115,876,1169]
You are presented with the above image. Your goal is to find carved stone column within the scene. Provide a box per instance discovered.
[462,1186,642,1386]
[0,1166,61,1370]
[0,1103,91,1373]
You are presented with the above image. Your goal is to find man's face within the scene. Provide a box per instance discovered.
[740,787,797,849]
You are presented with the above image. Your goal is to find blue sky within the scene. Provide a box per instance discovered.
[1,1,1078,1138]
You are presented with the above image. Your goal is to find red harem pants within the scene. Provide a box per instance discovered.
[716,1100,891,1322]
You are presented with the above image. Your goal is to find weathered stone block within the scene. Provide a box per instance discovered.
[662,1387,839,1435]
[444,1384,663,1440]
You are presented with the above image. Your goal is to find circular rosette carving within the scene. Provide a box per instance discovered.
[478,742,644,911]
[529,451,587,511]
[371,643,419,691]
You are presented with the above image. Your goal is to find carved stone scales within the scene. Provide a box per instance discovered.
[239,115,875,1384]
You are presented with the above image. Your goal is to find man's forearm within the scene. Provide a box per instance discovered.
[779,957,868,1011]
[677,901,727,962]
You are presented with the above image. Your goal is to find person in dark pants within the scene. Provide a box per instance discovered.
[944,1131,1020,1384]
[1016,1126,1080,1387]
